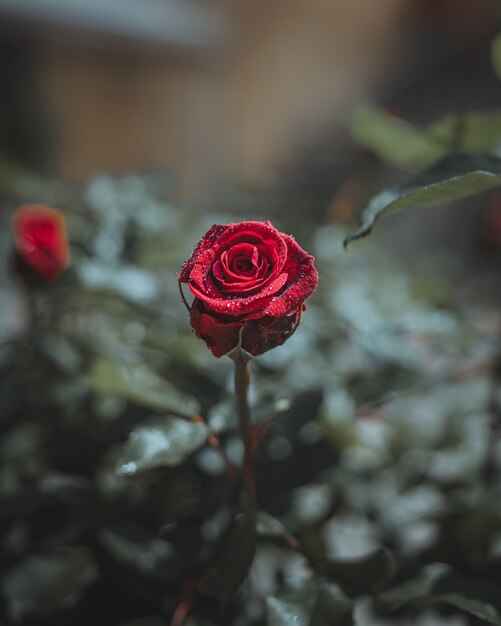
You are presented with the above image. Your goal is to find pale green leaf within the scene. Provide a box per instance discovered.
[88,357,200,418]
[256,511,288,538]
[116,415,208,474]
[267,576,353,626]
[2,548,97,620]
[352,104,501,170]
[352,104,445,169]
[492,31,501,81]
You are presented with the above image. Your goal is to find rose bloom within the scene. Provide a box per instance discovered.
[12,204,70,283]
[179,221,318,357]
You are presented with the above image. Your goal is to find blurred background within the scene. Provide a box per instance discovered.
[1,0,501,276]
[1,1,501,625]
[0,0,498,190]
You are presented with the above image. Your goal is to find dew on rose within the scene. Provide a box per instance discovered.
[179,220,317,357]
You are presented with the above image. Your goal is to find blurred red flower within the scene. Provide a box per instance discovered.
[12,204,70,283]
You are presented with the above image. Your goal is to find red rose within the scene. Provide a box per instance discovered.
[179,221,318,357]
[12,204,70,283]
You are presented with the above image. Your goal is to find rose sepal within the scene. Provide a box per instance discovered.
[226,324,254,364]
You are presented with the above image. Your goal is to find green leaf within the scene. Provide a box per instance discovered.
[492,32,501,81]
[115,415,208,474]
[457,110,501,154]
[214,500,257,609]
[345,153,501,245]
[380,563,447,607]
[431,594,501,625]
[267,576,353,626]
[2,548,97,620]
[381,565,501,625]
[352,104,501,170]
[327,547,395,596]
[352,104,446,169]
[309,583,354,626]
[87,357,200,418]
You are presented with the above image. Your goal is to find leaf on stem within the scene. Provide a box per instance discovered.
[213,492,257,609]
[344,153,501,246]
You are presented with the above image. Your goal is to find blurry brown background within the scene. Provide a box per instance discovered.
[0,0,498,202]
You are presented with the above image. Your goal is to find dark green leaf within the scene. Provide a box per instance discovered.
[2,548,97,620]
[214,498,257,609]
[88,357,200,417]
[266,576,353,626]
[381,565,501,625]
[380,563,447,607]
[431,594,501,625]
[345,153,501,245]
[98,528,186,588]
[327,547,395,596]
[309,583,354,626]
[115,415,208,474]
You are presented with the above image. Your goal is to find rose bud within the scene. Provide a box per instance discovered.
[11,204,70,285]
[179,221,318,357]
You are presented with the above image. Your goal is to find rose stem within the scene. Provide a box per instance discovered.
[234,355,256,497]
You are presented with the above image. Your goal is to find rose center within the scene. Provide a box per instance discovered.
[234,256,253,274]
[212,242,273,293]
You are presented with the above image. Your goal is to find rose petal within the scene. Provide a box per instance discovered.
[216,244,270,284]
[179,223,229,282]
[187,280,275,316]
[190,300,302,357]
[190,304,241,357]
[263,234,318,317]
[180,221,317,326]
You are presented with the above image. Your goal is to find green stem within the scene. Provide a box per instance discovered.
[234,356,255,496]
